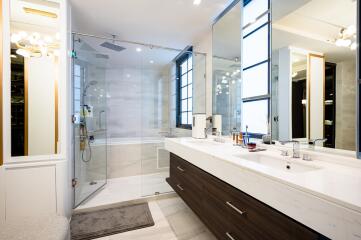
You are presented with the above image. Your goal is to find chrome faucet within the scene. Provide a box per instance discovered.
[280,140,300,158]
[309,138,327,149]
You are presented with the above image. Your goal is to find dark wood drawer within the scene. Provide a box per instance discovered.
[169,153,205,186]
[203,166,319,240]
[166,171,204,216]
[167,153,324,240]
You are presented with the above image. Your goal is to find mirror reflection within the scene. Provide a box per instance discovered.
[10,0,60,156]
[212,1,242,135]
[272,0,357,151]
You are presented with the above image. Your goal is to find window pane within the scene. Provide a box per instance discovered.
[188,56,193,70]
[74,76,81,88]
[181,112,187,124]
[74,100,80,113]
[188,112,192,125]
[74,64,81,76]
[188,84,192,98]
[74,88,81,100]
[242,62,268,98]
[181,99,187,112]
[243,0,268,27]
[244,14,268,36]
[242,100,268,134]
[181,61,187,75]
[181,87,187,99]
[188,71,192,84]
[243,25,268,68]
[188,98,192,111]
[181,74,188,87]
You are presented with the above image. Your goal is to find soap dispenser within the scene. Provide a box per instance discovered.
[192,114,206,139]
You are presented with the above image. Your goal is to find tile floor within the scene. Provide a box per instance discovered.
[93,196,216,240]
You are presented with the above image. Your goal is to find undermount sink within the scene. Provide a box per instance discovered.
[235,153,322,173]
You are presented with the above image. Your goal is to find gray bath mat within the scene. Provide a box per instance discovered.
[71,203,155,240]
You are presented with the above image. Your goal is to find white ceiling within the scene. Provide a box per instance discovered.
[74,35,185,69]
[70,0,234,49]
[272,0,357,62]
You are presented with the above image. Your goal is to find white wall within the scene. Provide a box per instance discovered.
[309,54,325,142]
[193,30,213,117]
[278,47,291,141]
[27,57,56,155]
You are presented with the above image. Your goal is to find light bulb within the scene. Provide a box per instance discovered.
[335,39,351,47]
[18,31,27,38]
[44,36,53,43]
[345,25,356,36]
[16,49,31,58]
[136,47,142,52]
[11,34,21,43]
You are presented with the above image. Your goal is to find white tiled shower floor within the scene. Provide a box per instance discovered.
[76,171,173,210]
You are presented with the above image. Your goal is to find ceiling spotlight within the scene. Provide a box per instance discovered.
[193,0,202,5]
[136,47,142,52]
[150,60,154,64]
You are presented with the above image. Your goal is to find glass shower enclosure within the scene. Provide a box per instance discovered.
[72,33,206,207]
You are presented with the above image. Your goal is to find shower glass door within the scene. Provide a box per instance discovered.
[73,34,107,207]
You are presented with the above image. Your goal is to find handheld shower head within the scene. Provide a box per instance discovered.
[83,81,98,96]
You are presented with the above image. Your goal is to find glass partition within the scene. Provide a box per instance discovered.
[73,34,107,207]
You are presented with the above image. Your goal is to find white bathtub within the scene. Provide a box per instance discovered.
[90,137,169,179]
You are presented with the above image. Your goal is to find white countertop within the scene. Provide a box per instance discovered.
[165,137,361,239]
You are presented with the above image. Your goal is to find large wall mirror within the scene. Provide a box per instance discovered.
[272,0,357,152]
[10,0,60,156]
[212,1,242,135]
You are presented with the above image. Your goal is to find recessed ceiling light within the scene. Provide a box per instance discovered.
[150,60,154,64]
[136,47,142,52]
[193,0,202,5]
[23,7,58,18]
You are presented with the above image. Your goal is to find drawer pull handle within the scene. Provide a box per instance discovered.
[226,232,236,240]
[176,184,184,191]
[177,166,185,172]
[226,201,246,215]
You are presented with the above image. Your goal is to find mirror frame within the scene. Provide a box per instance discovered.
[356,0,361,159]
[0,0,3,166]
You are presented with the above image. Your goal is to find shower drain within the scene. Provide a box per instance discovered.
[90,181,98,185]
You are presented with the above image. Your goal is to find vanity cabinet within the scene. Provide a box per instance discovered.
[166,153,327,240]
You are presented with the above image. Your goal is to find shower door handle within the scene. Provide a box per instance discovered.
[99,110,105,129]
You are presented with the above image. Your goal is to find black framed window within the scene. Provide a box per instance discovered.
[241,0,270,138]
[176,49,193,129]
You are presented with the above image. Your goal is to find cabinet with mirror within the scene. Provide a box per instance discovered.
[10,0,61,156]
[271,0,357,152]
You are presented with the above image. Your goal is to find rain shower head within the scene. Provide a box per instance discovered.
[88,80,98,86]
[100,41,126,52]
